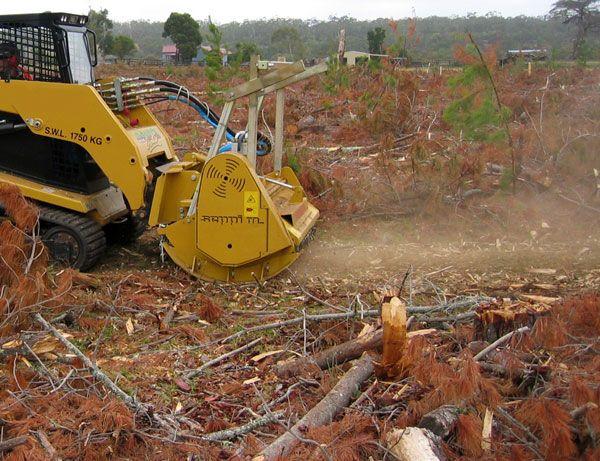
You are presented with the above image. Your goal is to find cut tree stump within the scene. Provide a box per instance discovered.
[386,427,446,461]
[255,353,375,461]
[381,296,407,377]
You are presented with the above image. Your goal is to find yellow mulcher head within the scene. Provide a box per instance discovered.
[150,153,318,282]
[149,59,326,282]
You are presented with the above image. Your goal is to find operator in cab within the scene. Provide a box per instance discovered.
[0,42,32,80]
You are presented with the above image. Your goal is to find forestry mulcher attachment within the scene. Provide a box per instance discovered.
[0,12,323,282]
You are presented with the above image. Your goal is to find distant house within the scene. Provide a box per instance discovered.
[500,49,548,67]
[162,45,179,63]
[193,45,232,66]
[343,51,388,67]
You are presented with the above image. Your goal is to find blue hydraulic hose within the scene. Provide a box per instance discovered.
[165,95,269,156]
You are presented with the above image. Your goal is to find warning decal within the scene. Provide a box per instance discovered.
[243,191,259,218]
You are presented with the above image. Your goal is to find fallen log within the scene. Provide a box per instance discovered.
[418,405,460,439]
[571,402,598,420]
[200,412,283,442]
[275,328,434,379]
[473,326,530,362]
[275,328,381,378]
[386,427,446,461]
[0,436,28,454]
[255,353,374,461]
[33,430,61,461]
[478,361,551,383]
[220,297,488,345]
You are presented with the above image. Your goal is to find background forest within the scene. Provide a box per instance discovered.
[111,14,600,61]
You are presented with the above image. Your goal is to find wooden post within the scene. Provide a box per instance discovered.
[528,61,532,76]
[274,89,285,174]
[337,29,346,63]
[246,55,259,171]
[381,296,407,377]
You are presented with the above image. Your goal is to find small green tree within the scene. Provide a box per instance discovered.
[87,9,114,55]
[163,13,202,63]
[112,35,136,59]
[550,1,600,60]
[232,42,259,65]
[443,44,511,142]
[271,26,305,60]
[444,35,517,190]
[367,27,386,54]
[205,19,223,72]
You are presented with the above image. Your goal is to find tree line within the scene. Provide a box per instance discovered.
[90,2,599,62]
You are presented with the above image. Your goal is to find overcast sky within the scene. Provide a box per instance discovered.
[0,1,555,23]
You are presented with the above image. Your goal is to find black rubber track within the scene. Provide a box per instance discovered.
[38,205,107,271]
[104,213,147,245]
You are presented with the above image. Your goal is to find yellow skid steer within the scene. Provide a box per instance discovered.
[0,12,323,282]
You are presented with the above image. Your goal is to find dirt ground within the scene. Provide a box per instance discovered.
[0,62,598,460]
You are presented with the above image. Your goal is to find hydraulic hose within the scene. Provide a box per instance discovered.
[136,77,272,155]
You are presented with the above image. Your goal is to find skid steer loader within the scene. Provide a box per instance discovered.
[0,12,323,282]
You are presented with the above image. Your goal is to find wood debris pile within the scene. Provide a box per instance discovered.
[0,200,597,460]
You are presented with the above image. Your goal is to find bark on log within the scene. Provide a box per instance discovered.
[386,427,446,461]
[275,328,434,379]
[201,412,283,442]
[0,436,28,453]
[33,431,62,461]
[473,326,530,362]
[418,405,460,438]
[256,353,374,461]
[275,329,382,378]
[571,402,598,420]
[478,361,551,382]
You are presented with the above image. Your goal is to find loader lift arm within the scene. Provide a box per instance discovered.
[0,11,326,282]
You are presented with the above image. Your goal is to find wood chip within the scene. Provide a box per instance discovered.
[407,329,437,338]
[528,268,556,275]
[521,294,560,304]
[2,339,23,349]
[482,407,493,451]
[251,350,285,362]
[125,318,135,335]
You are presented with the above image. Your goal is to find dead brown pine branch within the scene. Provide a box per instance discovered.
[185,337,263,379]
[33,313,177,434]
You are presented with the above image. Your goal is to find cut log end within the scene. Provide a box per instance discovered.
[386,427,446,461]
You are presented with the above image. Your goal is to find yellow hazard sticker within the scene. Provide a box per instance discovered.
[243,191,259,217]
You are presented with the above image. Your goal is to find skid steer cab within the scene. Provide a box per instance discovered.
[0,12,321,282]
